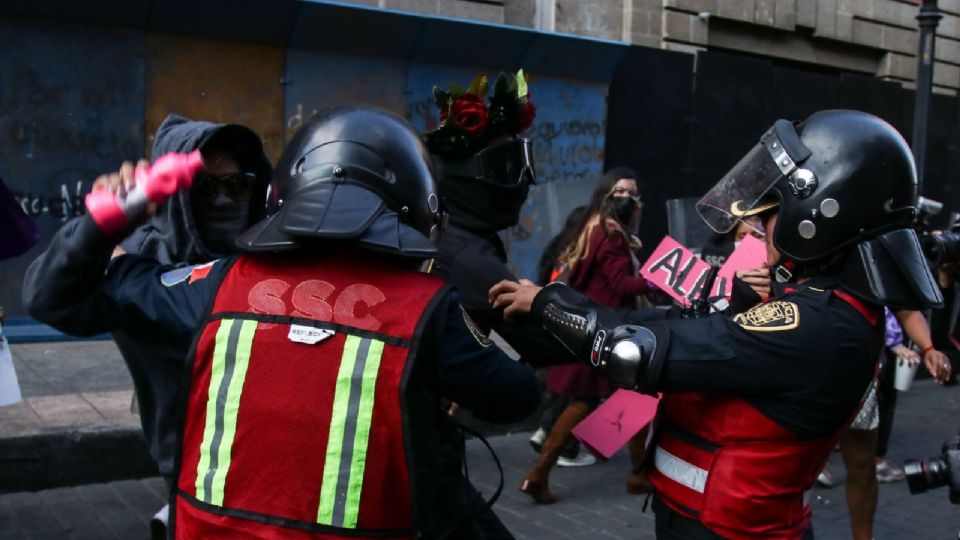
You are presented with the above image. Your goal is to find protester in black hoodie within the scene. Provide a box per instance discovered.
[22,115,271,509]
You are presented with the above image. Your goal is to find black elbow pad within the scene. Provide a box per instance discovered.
[532,283,668,392]
[593,324,664,392]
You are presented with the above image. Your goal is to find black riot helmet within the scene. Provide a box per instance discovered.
[237,106,442,258]
[697,109,942,309]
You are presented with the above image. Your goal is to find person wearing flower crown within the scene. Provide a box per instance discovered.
[423,70,575,367]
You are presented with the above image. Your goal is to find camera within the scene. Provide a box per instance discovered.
[915,197,960,266]
[904,436,960,504]
[921,231,960,265]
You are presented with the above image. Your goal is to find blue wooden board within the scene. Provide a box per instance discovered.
[0,19,145,317]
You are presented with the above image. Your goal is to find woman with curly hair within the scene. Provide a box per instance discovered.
[521,166,657,504]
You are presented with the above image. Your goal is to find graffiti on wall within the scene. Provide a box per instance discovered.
[12,179,88,222]
[512,78,606,279]
[0,19,144,316]
[530,118,605,183]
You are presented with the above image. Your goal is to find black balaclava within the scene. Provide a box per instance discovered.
[191,190,252,256]
[438,170,530,234]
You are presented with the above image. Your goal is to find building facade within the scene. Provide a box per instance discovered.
[346,0,959,94]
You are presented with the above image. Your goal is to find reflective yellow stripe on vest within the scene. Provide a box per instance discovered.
[317,335,385,528]
[195,318,257,506]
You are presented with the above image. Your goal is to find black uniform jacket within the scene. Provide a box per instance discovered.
[436,224,577,367]
[619,278,884,439]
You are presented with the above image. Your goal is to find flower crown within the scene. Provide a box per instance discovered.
[422,70,536,161]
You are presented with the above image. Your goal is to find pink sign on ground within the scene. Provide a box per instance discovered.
[640,236,712,307]
[710,235,768,299]
[571,389,660,459]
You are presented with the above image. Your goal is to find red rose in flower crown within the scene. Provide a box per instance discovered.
[518,98,536,133]
[423,70,535,161]
[443,94,489,138]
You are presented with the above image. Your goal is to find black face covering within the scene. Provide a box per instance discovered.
[612,196,637,226]
[439,174,530,233]
[191,192,252,256]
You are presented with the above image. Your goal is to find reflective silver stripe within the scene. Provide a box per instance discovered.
[655,446,709,493]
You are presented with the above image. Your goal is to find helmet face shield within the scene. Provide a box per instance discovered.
[696,141,784,234]
[697,119,815,234]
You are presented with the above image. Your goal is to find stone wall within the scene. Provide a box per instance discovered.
[341,0,959,93]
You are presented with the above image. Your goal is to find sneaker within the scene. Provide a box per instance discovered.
[529,428,546,454]
[150,504,169,540]
[557,446,597,467]
[876,459,906,483]
[816,468,835,488]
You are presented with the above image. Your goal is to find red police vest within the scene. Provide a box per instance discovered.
[174,252,445,539]
[647,291,879,540]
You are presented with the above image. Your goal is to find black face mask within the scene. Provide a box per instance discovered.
[191,193,252,256]
[439,174,530,233]
[434,140,534,234]
[612,196,637,226]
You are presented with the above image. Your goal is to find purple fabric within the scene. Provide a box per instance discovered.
[884,307,903,348]
[0,177,39,260]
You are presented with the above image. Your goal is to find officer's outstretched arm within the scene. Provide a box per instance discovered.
[530,283,670,393]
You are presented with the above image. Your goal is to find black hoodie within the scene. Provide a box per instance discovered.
[120,114,271,264]
[24,115,271,491]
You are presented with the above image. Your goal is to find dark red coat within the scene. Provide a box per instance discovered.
[547,222,652,398]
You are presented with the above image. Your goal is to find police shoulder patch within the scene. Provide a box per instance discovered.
[160,260,219,288]
[460,306,493,347]
[733,301,800,332]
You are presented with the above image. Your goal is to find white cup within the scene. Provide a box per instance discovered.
[893,356,920,392]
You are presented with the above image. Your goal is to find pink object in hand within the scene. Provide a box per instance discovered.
[84,189,130,236]
[84,150,204,236]
[136,150,204,203]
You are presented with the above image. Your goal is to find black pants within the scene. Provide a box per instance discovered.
[652,496,815,540]
[438,476,514,540]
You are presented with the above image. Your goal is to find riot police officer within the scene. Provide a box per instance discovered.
[26,107,539,539]
[491,110,943,539]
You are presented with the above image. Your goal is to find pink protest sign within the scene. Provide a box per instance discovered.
[572,389,660,459]
[710,235,768,299]
[640,236,712,307]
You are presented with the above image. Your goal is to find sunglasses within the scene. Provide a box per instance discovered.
[191,172,256,201]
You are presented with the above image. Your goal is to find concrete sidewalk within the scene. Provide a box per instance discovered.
[3,340,138,434]
[0,341,156,491]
